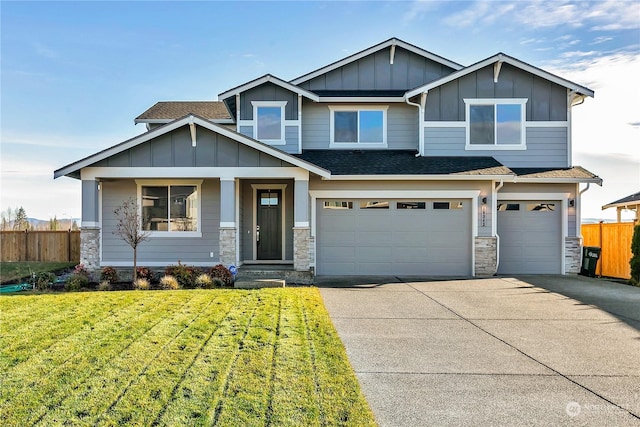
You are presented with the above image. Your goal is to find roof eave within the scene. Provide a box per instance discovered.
[322,174,515,181]
[514,177,603,185]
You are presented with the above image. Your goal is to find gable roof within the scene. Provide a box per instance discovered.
[135,101,232,124]
[54,114,330,180]
[218,74,320,102]
[404,52,594,99]
[289,38,464,86]
[602,191,640,209]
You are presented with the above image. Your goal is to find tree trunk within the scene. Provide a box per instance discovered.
[133,247,137,282]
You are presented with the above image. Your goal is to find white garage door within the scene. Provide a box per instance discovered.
[316,199,472,276]
[497,201,562,274]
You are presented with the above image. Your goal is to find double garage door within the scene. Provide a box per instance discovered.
[497,200,562,274]
[316,199,472,276]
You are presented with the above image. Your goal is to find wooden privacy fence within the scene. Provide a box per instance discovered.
[0,230,80,263]
[581,222,635,279]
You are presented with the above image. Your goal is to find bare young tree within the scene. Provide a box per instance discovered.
[113,198,150,282]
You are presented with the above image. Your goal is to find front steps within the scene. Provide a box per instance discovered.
[234,265,314,287]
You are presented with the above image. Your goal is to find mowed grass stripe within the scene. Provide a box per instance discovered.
[213,290,282,426]
[1,292,197,423]
[1,292,97,331]
[266,289,320,426]
[0,292,136,370]
[33,291,223,426]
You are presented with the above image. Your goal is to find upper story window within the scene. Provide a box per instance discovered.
[464,99,526,150]
[252,101,287,145]
[137,180,202,237]
[329,105,388,147]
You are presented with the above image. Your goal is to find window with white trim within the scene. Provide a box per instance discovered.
[252,101,287,144]
[137,180,202,235]
[329,105,387,147]
[464,99,526,149]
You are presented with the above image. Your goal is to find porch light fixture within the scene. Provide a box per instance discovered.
[482,197,487,205]
[569,199,575,207]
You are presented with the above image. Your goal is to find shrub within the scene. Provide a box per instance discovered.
[31,272,56,291]
[136,267,154,283]
[630,225,640,286]
[165,262,199,288]
[100,267,118,284]
[195,273,214,289]
[160,275,180,290]
[66,274,89,291]
[133,278,151,290]
[73,264,89,278]
[98,280,112,291]
[210,264,233,287]
[212,277,225,288]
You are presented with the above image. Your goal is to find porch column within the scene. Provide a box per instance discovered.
[80,179,100,273]
[293,178,311,271]
[219,178,237,267]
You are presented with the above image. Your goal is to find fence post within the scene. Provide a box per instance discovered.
[68,229,72,262]
[24,229,28,262]
[598,221,603,276]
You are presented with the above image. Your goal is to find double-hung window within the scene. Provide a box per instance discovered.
[464,99,526,149]
[329,105,388,147]
[252,101,287,145]
[137,180,202,236]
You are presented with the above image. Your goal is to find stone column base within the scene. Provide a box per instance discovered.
[219,227,237,267]
[565,237,581,274]
[80,227,101,274]
[293,227,311,271]
[475,236,497,277]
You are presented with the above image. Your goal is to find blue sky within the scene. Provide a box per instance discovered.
[1,0,639,220]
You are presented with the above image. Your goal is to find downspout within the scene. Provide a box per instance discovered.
[405,92,426,156]
[578,182,591,244]
[493,179,504,275]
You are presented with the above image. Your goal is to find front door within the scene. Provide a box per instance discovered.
[257,189,282,260]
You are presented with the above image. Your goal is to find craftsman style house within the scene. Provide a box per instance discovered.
[55,38,601,281]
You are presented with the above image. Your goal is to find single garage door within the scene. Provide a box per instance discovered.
[316,199,472,276]
[497,201,562,274]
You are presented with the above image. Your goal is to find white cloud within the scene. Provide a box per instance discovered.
[402,0,440,23]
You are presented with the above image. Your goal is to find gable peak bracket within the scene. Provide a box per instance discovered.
[390,43,396,65]
[189,116,197,147]
[493,60,503,83]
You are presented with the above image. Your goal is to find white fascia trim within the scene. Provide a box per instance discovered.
[135,118,235,125]
[514,177,603,184]
[218,74,319,102]
[405,53,594,99]
[60,115,330,179]
[319,97,405,103]
[324,174,513,181]
[82,167,312,181]
[291,38,463,85]
[497,191,570,274]
[220,222,236,228]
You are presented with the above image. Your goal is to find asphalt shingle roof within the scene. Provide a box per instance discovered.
[604,191,640,206]
[294,150,512,175]
[510,166,600,180]
[136,101,231,121]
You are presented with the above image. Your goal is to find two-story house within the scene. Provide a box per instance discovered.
[54,38,601,282]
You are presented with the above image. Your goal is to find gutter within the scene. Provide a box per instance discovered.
[404,93,426,156]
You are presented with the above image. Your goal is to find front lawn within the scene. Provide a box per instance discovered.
[0,288,375,426]
[0,261,75,284]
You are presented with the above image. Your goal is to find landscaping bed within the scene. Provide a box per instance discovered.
[0,288,375,426]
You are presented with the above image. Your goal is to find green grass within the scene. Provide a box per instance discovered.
[0,288,376,426]
[0,261,75,284]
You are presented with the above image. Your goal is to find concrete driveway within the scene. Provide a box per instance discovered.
[318,275,640,426]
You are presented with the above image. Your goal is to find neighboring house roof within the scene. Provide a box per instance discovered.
[135,101,232,124]
[218,74,320,102]
[404,52,594,100]
[294,150,513,178]
[602,191,640,209]
[290,37,463,86]
[54,115,330,180]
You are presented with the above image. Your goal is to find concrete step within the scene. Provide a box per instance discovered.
[234,279,286,289]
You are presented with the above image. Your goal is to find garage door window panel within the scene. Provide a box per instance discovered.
[360,201,389,209]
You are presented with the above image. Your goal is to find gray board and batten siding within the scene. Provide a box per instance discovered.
[301,101,419,150]
[90,126,295,169]
[297,46,457,92]
[101,179,221,265]
[424,126,569,168]
[239,82,299,121]
[425,63,568,122]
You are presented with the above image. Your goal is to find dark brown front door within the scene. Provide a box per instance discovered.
[257,189,282,260]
